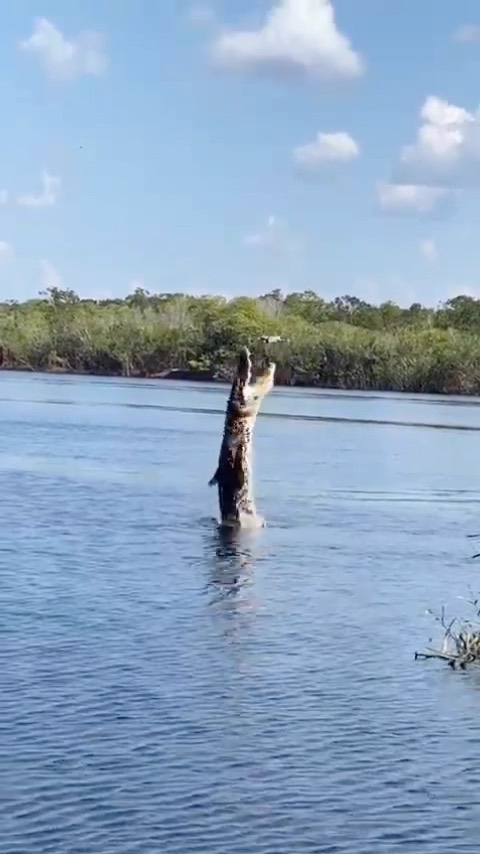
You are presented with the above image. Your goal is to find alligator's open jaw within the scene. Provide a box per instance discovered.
[209,346,276,528]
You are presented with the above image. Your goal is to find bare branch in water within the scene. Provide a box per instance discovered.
[464,533,480,558]
[414,650,470,670]
[416,595,480,670]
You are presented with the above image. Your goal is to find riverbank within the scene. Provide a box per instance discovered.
[1,287,480,395]
[0,362,478,396]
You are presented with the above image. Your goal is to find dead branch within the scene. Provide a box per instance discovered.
[416,594,480,670]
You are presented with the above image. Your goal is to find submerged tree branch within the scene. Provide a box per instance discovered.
[416,595,480,670]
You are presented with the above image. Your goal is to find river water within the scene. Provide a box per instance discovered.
[2,373,480,853]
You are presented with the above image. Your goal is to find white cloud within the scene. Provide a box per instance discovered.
[20,18,107,81]
[376,182,453,216]
[0,242,12,259]
[212,0,364,82]
[243,215,290,250]
[40,260,63,290]
[0,191,8,205]
[17,171,61,208]
[453,25,480,44]
[294,131,359,176]
[395,95,480,188]
[420,238,437,263]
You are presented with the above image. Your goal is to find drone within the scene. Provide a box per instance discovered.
[258,335,289,344]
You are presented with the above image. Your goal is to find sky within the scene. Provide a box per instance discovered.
[2,0,480,306]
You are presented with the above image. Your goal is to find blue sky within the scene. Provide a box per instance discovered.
[1,0,480,306]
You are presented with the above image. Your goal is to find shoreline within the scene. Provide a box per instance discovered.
[0,364,475,397]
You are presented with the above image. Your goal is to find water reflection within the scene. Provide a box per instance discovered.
[205,524,257,599]
[202,524,264,654]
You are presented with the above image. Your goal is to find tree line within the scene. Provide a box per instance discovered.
[2,285,480,394]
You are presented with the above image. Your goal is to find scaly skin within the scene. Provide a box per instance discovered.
[209,346,276,527]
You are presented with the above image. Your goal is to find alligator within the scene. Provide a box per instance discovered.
[209,345,276,528]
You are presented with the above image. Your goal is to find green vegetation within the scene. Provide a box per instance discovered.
[2,286,480,394]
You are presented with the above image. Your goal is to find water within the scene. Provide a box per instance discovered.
[2,372,480,853]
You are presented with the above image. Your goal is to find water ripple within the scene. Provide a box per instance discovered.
[0,394,479,432]
[2,376,480,853]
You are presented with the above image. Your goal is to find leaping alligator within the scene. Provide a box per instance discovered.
[209,344,277,528]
